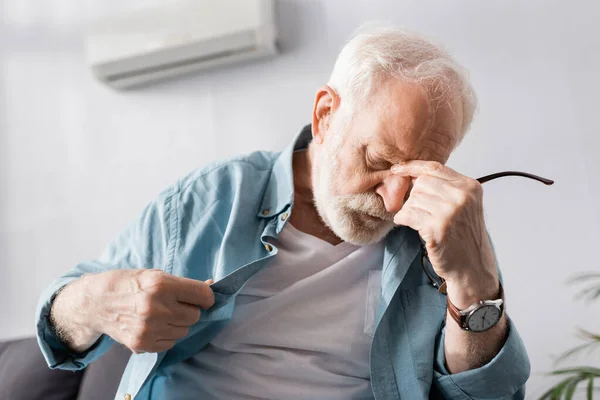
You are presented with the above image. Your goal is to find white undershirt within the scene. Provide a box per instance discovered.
[174,222,384,400]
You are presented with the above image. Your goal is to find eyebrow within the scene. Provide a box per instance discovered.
[371,141,407,163]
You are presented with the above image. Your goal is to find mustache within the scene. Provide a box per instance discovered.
[338,192,397,221]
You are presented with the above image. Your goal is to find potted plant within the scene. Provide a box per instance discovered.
[539,273,600,399]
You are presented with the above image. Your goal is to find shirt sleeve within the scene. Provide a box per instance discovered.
[432,316,530,399]
[35,185,178,370]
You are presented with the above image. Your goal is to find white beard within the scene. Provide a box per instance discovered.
[312,135,396,246]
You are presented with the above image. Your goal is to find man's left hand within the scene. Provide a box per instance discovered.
[391,160,499,307]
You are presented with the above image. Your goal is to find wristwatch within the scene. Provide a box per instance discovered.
[420,244,504,332]
[445,283,504,332]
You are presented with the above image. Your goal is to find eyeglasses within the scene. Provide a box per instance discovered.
[476,171,554,185]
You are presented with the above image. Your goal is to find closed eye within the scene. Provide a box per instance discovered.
[366,151,393,170]
[372,160,392,170]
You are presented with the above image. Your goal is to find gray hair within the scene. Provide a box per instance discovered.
[327,24,478,140]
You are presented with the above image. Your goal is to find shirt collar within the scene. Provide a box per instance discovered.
[257,124,312,218]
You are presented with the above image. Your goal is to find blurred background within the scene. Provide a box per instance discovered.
[1,0,599,397]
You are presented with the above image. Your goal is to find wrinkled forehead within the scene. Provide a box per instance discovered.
[355,77,463,163]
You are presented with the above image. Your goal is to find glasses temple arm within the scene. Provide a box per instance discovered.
[476,171,554,185]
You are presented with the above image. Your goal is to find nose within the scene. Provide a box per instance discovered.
[375,174,411,214]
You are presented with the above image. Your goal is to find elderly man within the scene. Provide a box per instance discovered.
[36,26,530,399]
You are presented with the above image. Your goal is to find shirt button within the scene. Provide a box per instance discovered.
[264,243,273,252]
[262,209,270,216]
[281,212,289,221]
[124,395,131,400]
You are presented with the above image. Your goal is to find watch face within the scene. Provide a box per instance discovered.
[466,304,501,332]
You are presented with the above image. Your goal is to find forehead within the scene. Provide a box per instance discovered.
[357,77,463,163]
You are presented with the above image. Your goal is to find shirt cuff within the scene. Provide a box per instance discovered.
[433,317,530,399]
[35,277,114,370]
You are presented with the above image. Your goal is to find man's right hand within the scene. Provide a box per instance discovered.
[49,269,215,354]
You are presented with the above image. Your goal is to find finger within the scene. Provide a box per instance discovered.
[159,325,190,340]
[391,160,461,180]
[404,191,448,216]
[170,276,215,309]
[411,174,464,201]
[151,339,177,353]
[169,303,202,327]
[393,205,432,231]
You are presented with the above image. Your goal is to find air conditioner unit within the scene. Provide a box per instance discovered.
[85,0,277,89]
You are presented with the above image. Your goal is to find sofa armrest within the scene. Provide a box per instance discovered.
[0,337,84,399]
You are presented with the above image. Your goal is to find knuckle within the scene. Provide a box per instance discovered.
[415,175,429,187]
[181,307,201,325]
[137,324,154,341]
[437,225,450,243]
[455,190,469,206]
[401,205,414,217]
[191,308,201,323]
[201,287,216,309]
[404,192,417,204]
[428,161,443,173]
[136,297,154,319]
[408,194,423,207]
[463,178,482,196]
[128,337,146,353]
[441,201,454,215]
[471,181,483,197]
[140,270,168,294]
[177,327,190,339]
[422,231,436,246]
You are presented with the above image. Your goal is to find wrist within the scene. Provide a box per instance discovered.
[52,276,103,349]
[444,272,500,309]
[78,274,106,336]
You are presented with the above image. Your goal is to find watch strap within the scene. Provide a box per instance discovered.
[446,282,504,330]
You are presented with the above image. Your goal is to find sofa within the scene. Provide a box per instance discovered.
[0,336,130,400]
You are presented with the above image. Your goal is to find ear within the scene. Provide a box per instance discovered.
[311,85,341,144]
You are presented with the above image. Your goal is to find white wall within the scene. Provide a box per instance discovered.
[1,0,599,396]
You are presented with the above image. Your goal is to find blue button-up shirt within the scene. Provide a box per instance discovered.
[36,125,530,399]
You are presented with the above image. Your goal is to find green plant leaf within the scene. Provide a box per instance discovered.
[568,272,600,303]
[565,377,580,400]
[551,367,600,377]
[537,385,555,399]
[555,330,600,365]
[555,377,577,399]
[577,286,600,303]
[541,271,600,399]
[538,377,577,400]
[578,329,600,342]
[567,272,600,284]
[556,342,600,365]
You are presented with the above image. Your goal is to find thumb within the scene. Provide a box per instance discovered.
[204,279,214,285]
